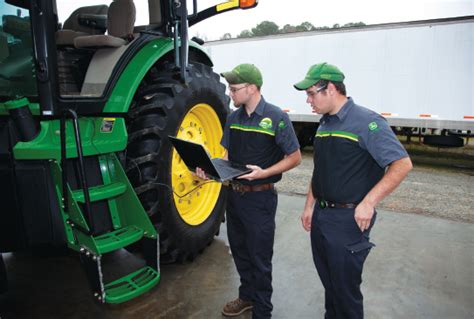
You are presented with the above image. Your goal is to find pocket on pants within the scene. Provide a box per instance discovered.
[345,240,375,254]
[344,237,375,276]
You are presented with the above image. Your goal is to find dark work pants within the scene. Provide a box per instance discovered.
[311,206,376,319]
[226,189,278,319]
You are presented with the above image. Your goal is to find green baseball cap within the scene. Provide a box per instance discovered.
[220,63,263,87]
[293,62,345,90]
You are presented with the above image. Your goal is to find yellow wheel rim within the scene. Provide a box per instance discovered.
[171,104,225,226]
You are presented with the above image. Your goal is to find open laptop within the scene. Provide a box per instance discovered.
[169,136,252,182]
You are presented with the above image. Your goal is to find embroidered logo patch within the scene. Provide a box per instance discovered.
[259,117,273,129]
[278,120,286,129]
[368,121,378,131]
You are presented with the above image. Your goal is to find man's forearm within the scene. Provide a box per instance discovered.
[263,149,302,178]
[304,183,316,211]
[301,182,316,231]
[362,156,413,206]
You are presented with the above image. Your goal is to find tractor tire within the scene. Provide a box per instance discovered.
[126,61,229,263]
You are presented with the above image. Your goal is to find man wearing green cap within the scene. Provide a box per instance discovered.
[197,63,301,318]
[294,63,412,318]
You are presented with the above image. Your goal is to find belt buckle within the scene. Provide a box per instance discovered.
[319,200,327,209]
[231,182,243,192]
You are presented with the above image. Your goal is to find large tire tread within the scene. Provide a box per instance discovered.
[126,61,229,263]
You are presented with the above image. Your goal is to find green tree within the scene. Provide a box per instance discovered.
[342,22,366,27]
[234,21,367,38]
[251,21,279,36]
[237,30,253,38]
[281,24,297,33]
[295,21,315,32]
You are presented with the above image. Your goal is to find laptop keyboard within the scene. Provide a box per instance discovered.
[213,159,249,176]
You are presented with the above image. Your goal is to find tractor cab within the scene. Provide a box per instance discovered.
[1,0,257,114]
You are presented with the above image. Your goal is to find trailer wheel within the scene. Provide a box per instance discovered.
[423,135,464,148]
[126,61,229,263]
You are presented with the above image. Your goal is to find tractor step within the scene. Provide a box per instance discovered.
[93,226,144,254]
[72,182,126,203]
[104,266,160,304]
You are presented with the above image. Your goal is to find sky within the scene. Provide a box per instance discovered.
[51,0,474,41]
[190,0,474,40]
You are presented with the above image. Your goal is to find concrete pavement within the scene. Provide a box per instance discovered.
[0,193,472,318]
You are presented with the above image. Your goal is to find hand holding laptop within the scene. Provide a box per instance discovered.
[195,167,209,180]
[235,164,264,181]
[169,136,252,182]
[195,164,265,182]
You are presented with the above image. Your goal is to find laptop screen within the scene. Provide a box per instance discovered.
[168,136,220,177]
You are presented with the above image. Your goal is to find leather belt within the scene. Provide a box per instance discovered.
[318,199,357,209]
[231,183,274,193]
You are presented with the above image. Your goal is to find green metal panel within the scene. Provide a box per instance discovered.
[104,153,157,239]
[0,101,40,115]
[103,38,210,113]
[3,98,29,110]
[50,161,90,250]
[99,155,123,229]
[13,117,128,160]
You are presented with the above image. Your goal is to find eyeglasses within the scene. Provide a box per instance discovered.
[229,84,249,93]
[306,84,328,97]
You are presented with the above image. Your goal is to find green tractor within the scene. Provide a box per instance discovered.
[0,0,257,304]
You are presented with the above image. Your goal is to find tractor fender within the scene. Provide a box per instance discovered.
[103,38,212,114]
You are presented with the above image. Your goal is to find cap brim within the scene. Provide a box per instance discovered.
[293,78,317,91]
[220,71,243,84]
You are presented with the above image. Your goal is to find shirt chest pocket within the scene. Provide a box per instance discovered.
[315,136,359,159]
[245,131,274,151]
[332,137,360,160]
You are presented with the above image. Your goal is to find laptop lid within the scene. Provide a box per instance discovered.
[168,136,251,182]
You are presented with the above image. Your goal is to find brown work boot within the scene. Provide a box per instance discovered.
[222,297,253,317]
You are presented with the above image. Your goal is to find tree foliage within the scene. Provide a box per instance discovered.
[221,20,366,40]
[237,30,253,38]
[251,21,279,37]
[342,22,365,27]
[296,21,315,32]
[281,24,297,33]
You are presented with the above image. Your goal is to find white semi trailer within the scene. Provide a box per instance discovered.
[204,16,474,148]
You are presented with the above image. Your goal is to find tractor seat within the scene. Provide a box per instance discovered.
[56,5,109,46]
[74,0,136,49]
